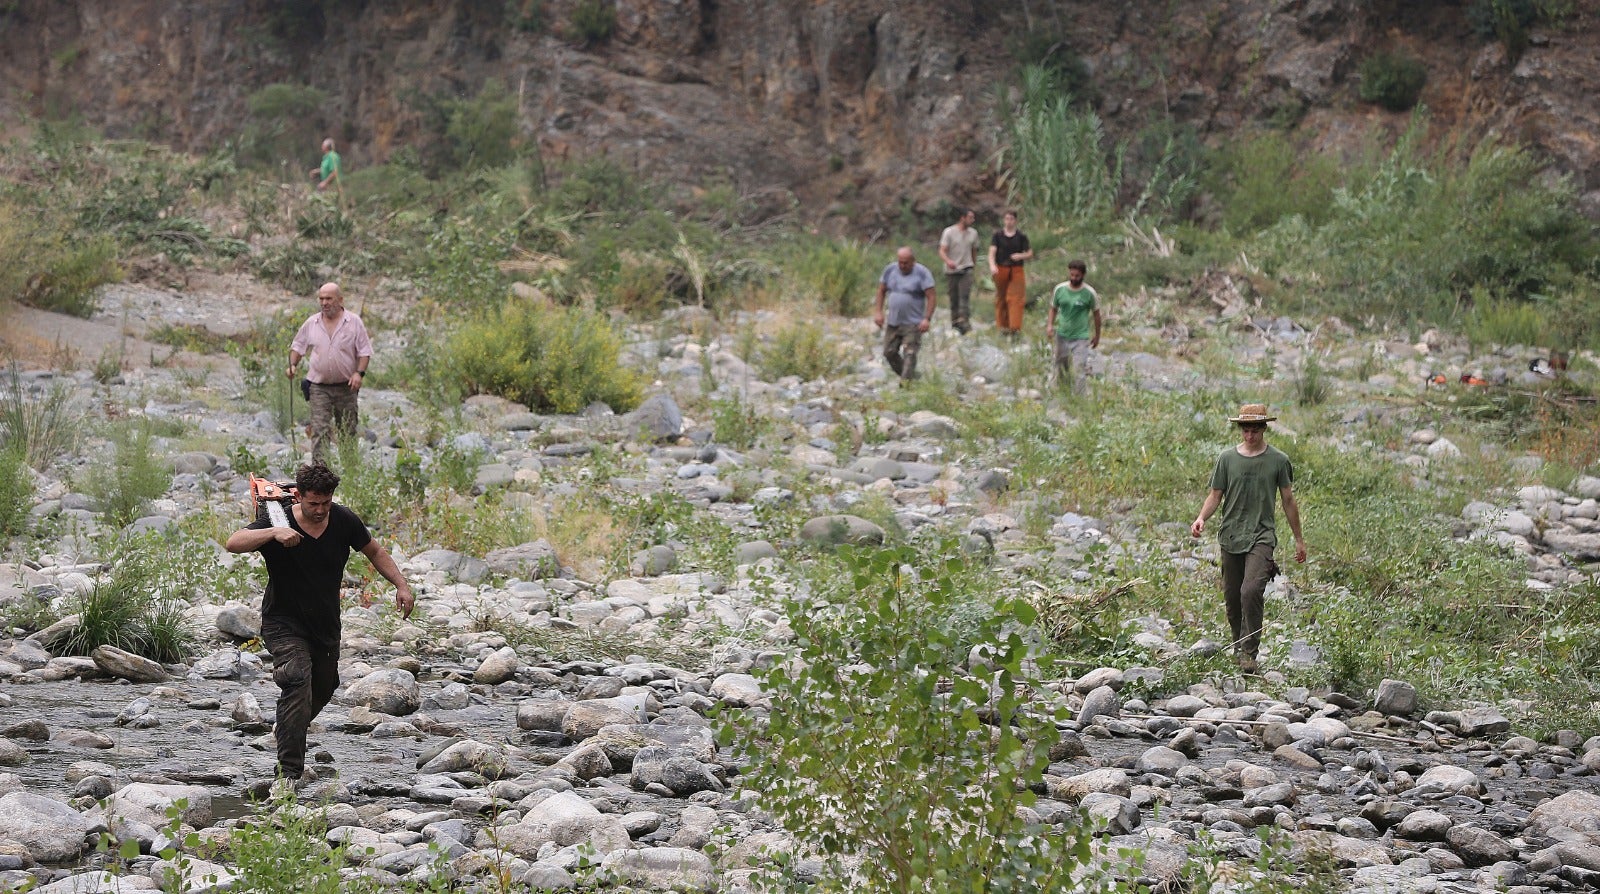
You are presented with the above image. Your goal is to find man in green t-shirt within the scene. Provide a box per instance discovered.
[1189,404,1307,674]
[312,138,341,192]
[1045,260,1101,393]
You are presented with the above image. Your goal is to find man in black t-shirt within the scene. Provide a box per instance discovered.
[226,462,414,785]
[987,209,1033,336]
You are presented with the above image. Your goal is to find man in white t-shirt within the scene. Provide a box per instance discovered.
[938,208,979,335]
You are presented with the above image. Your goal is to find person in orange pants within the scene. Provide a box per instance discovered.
[988,209,1032,336]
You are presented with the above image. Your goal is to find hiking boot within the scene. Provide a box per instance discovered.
[1235,653,1259,675]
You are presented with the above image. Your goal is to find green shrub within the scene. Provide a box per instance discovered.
[0,447,33,537]
[84,421,172,527]
[1207,131,1341,233]
[1358,51,1428,111]
[711,394,770,449]
[570,0,616,46]
[1,197,120,317]
[761,321,847,381]
[508,0,545,32]
[448,300,642,413]
[56,532,207,663]
[240,82,329,170]
[1467,293,1545,348]
[721,545,1094,891]
[226,790,345,894]
[445,80,519,171]
[0,369,80,468]
[791,238,872,316]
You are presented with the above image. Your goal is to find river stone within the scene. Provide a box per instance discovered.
[231,693,262,725]
[341,668,420,716]
[473,647,519,685]
[516,699,570,733]
[1074,667,1124,693]
[418,740,508,778]
[90,645,168,683]
[563,695,647,741]
[1542,529,1600,561]
[32,871,158,894]
[1415,765,1483,797]
[1395,809,1452,840]
[1136,746,1187,775]
[1527,789,1600,836]
[102,783,211,828]
[1446,824,1517,866]
[0,739,27,766]
[215,604,261,640]
[1079,792,1140,835]
[598,845,714,890]
[191,647,241,679]
[484,540,559,579]
[1244,782,1296,807]
[798,515,884,547]
[1049,768,1130,799]
[734,540,778,564]
[1374,679,1417,716]
[1430,706,1510,738]
[1273,745,1323,771]
[851,457,905,481]
[497,790,630,858]
[1079,685,1121,725]
[6,639,50,670]
[0,791,96,862]
[709,672,764,708]
[625,393,683,440]
[1164,694,1207,718]
[1,721,47,741]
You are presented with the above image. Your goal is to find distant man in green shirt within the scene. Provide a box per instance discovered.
[312,138,341,192]
[1190,404,1307,674]
[1045,260,1101,393]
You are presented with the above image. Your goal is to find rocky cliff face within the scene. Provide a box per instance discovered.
[2,0,1598,225]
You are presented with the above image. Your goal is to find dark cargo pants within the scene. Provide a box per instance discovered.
[883,324,923,380]
[261,616,340,780]
[1220,542,1277,660]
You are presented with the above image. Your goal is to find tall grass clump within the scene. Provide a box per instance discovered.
[0,197,121,317]
[721,544,1101,892]
[1207,132,1341,234]
[0,447,33,537]
[84,420,172,527]
[57,532,209,662]
[448,300,642,413]
[760,320,847,381]
[789,238,873,316]
[0,369,80,468]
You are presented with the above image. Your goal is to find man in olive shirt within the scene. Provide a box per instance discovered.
[1190,404,1307,674]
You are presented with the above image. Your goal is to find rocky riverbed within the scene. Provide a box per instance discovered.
[2,282,1600,892]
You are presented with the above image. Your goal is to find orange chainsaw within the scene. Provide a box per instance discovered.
[248,475,299,528]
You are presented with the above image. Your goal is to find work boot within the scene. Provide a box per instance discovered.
[1235,653,1259,675]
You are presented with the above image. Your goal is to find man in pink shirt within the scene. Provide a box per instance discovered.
[288,282,373,462]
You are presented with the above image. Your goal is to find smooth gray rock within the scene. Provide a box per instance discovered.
[630,545,676,577]
[0,791,96,862]
[625,393,683,440]
[601,847,715,892]
[341,668,420,716]
[1446,824,1517,866]
[1415,765,1483,797]
[1527,790,1600,837]
[562,695,647,741]
[484,540,560,579]
[473,647,520,685]
[1374,678,1417,716]
[798,515,885,547]
[1395,809,1452,841]
[1079,685,1121,725]
[90,645,168,683]
[215,604,261,640]
[0,739,27,767]
[709,672,764,708]
[734,540,779,564]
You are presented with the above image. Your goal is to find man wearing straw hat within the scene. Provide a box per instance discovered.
[1189,404,1307,674]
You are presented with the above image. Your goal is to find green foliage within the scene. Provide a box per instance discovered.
[0,196,121,317]
[790,238,872,316]
[57,532,212,663]
[240,82,329,170]
[448,300,642,414]
[227,790,346,894]
[1358,51,1428,112]
[723,545,1092,892]
[0,369,80,468]
[84,420,172,527]
[569,0,616,46]
[1464,0,1568,60]
[414,216,513,305]
[760,321,847,382]
[711,394,770,449]
[507,0,545,32]
[445,80,520,171]
[1206,131,1341,233]
[998,66,1194,229]
[1466,292,1544,348]
[1293,352,1330,406]
[0,447,34,538]
[1009,29,1094,102]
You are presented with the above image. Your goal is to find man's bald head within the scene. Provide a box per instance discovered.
[317,282,345,318]
[896,247,915,272]
[322,138,335,152]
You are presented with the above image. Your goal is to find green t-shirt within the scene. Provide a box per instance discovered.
[1208,444,1293,554]
[1050,282,1097,339]
[320,150,341,182]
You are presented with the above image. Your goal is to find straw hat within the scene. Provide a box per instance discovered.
[1228,403,1277,424]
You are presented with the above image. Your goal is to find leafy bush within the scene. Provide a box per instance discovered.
[570,0,616,46]
[791,238,872,316]
[0,369,80,468]
[1358,51,1428,111]
[0,197,121,317]
[0,447,32,537]
[711,395,770,449]
[84,421,172,527]
[240,82,329,170]
[445,80,519,171]
[760,321,847,381]
[1206,131,1340,233]
[721,545,1094,891]
[448,300,642,413]
[1467,293,1544,348]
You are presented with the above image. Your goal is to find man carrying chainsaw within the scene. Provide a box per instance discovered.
[226,462,414,788]
[288,282,372,463]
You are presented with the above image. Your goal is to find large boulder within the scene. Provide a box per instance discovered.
[1527,790,1600,838]
[563,694,649,741]
[341,668,420,716]
[418,740,508,778]
[484,541,560,579]
[798,515,885,547]
[601,847,715,892]
[623,393,683,441]
[100,783,211,829]
[90,646,168,683]
[495,791,630,858]
[0,791,96,863]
